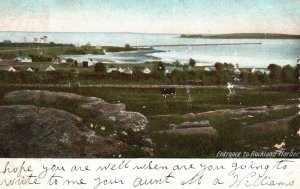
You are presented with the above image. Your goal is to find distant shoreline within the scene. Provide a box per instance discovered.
[180,33,300,39]
[134,42,262,48]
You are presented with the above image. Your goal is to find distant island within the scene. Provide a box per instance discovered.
[180,33,300,39]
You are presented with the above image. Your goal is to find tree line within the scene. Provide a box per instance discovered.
[0,62,299,85]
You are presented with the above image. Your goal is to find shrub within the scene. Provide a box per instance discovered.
[94,62,106,73]
[189,58,196,67]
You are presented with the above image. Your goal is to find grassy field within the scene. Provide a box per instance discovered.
[0,86,299,157]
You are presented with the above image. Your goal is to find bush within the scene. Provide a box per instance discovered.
[29,54,52,62]
[268,64,282,84]
[157,62,165,71]
[285,116,300,149]
[189,58,196,67]
[281,65,296,83]
[94,62,106,73]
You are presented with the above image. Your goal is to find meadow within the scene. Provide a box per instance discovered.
[0,86,299,157]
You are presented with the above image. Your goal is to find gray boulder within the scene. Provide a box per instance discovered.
[169,120,210,129]
[157,127,217,136]
[0,105,129,158]
[245,116,296,134]
[4,90,148,133]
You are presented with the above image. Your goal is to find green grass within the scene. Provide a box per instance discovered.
[0,86,299,157]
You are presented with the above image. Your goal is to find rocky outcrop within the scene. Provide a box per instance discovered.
[112,111,148,132]
[269,104,298,111]
[160,120,215,136]
[183,109,233,118]
[4,89,94,103]
[169,120,210,129]
[183,104,298,119]
[245,116,296,133]
[157,127,217,136]
[0,105,129,158]
[4,90,148,132]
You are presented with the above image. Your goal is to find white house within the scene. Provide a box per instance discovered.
[142,67,151,74]
[14,56,32,63]
[123,67,133,75]
[250,67,256,73]
[45,65,55,72]
[165,66,184,74]
[106,67,118,73]
[27,67,34,72]
[118,67,125,73]
[234,68,241,75]
[204,67,217,72]
[33,36,48,43]
[187,66,193,71]
[53,57,67,64]
[8,66,17,72]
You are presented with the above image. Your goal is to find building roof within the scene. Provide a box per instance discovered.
[27,67,34,72]
[234,68,241,74]
[45,65,55,71]
[123,67,133,74]
[204,67,217,72]
[142,67,151,74]
[165,66,184,73]
[15,56,32,60]
[106,67,118,73]
[8,66,16,72]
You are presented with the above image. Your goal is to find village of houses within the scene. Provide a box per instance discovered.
[0,54,275,80]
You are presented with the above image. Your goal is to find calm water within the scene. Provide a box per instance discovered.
[1,31,299,68]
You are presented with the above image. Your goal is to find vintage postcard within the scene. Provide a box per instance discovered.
[0,0,299,188]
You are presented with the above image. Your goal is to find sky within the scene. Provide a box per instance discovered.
[0,0,299,34]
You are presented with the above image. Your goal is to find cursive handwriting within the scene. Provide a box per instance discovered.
[229,172,294,188]
[0,159,297,188]
[95,160,130,171]
[133,172,174,187]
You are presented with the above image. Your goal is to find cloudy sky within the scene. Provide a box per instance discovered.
[0,0,299,34]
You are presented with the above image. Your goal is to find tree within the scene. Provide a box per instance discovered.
[295,64,300,80]
[94,62,106,73]
[214,62,224,71]
[223,63,234,69]
[157,62,165,71]
[173,60,181,67]
[267,64,282,83]
[248,73,260,85]
[189,58,196,67]
[3,40,12,43]
[66,58,74,63]
[281,65,296,83]
[240,72,248,83]
[125,43,131,49]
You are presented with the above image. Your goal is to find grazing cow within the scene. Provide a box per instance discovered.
[160,87,176,98]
